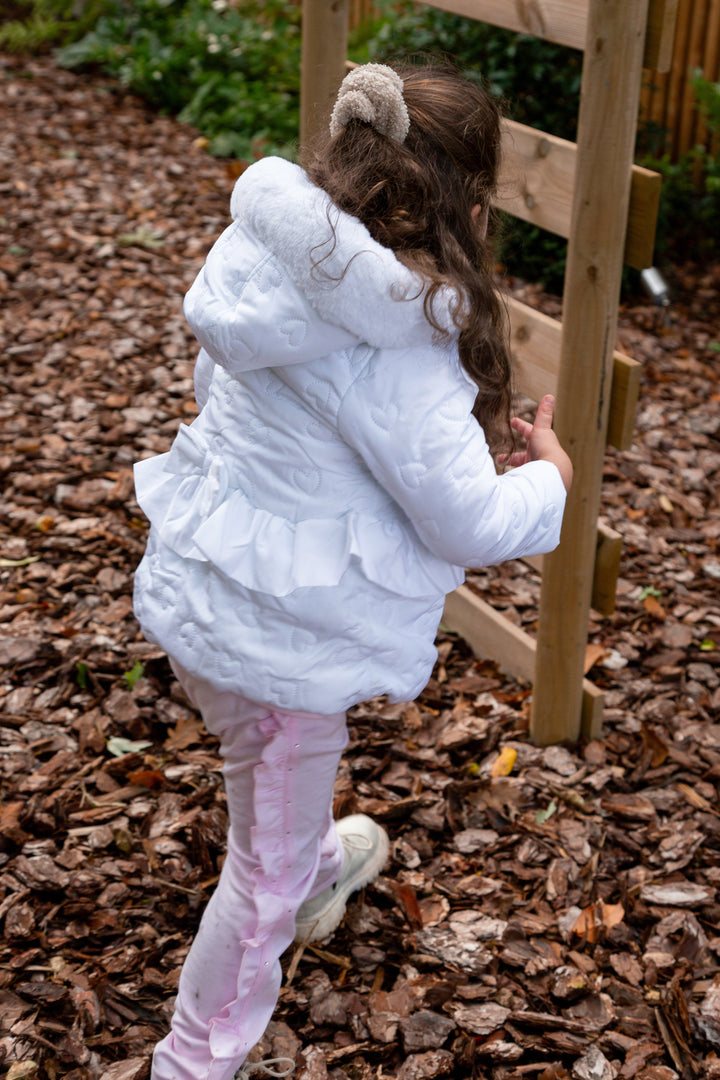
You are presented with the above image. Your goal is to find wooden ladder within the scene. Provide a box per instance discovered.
[299,0,679,744]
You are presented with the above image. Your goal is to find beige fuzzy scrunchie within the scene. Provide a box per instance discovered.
[329,64,410,144]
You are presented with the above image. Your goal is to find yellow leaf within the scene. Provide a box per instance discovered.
[658,494,674,513]
[491,746,517,778]
[7,1064,39,1080]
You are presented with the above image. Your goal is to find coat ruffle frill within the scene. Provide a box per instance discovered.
[134,421,464,600]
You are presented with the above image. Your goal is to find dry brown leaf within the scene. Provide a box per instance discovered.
[572,901,625,944]
[3,52,720,1080]
[641,723,669,767]
[396,882,424,930]
[163,714,205,751]
[643,594,666,620]
[126,768,165,789]
[584,642,609,673]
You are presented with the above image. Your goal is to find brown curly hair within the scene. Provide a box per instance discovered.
[306,62,513,454]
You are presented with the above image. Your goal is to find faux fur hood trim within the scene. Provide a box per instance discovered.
[230,156,461,351]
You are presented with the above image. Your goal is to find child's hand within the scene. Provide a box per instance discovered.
[502,395,573,493]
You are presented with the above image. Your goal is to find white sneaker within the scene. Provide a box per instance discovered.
[294,815,389,943]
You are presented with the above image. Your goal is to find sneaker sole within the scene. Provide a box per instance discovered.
[294,824,389,943]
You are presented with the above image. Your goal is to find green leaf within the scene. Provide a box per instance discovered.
[106,736,153,757]
[536,799,557,824]
[118,227,165,249]
[76,662,89,689]
[124,660,146,690]
[639,585,663,601]
[700,638,717,651]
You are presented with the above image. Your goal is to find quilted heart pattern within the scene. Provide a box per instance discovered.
[134,156,567,717]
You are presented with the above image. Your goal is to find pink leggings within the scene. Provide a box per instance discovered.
[151,667,348,1080]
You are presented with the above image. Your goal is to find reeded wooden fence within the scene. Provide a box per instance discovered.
[349,0,720,160]
[640,0,720,156]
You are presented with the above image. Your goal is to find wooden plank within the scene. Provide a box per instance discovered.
[498,124,575,242]
[421,0,587,50]
[498,121,662,269]
[421,0,674,70]
[581,682,605,740]
[531,0,651,746]
[521,520,623,615]
[645,0,680,72]
[624,164,662,270]
[592,522,623,616]
[506,297,641,452]
[507,297,561,402]
[300,0,350,154]
[442,586,603,726]
[444,586,535,682]
[607,350,641,451]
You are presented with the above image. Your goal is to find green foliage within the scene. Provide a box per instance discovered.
[692,68,720,131]
[0,0,111,53]
[8,0,712,284]
[56,0,301,159]
[123,659,146,690]
[362,2,582,140]
[642,70,720,264]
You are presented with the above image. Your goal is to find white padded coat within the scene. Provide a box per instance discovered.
[133,157,567,714]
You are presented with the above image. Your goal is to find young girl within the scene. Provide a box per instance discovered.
[133,62,572,1080]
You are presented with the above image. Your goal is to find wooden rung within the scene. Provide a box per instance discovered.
[507,297,641,452]
[522,521,623,616]
[625,165,663,270]
[421,0,676,70]
[444,585,535,682]
[592,522,623,616]
[422,0,587,51]
[497,121,662,270]
[580,681,605,741]
[442,585,603,735]
[607,351,642,454]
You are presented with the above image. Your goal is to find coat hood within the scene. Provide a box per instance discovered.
[183,156,462,374]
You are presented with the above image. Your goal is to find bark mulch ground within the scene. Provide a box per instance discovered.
[1,53,720,1080]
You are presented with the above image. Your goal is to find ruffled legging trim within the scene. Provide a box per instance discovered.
[151,668,347,1080]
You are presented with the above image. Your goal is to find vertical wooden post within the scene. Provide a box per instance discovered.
[300,0,350,157]
[530,0,650,746]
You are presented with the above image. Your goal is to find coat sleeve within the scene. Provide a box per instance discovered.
[336,346,567,569]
